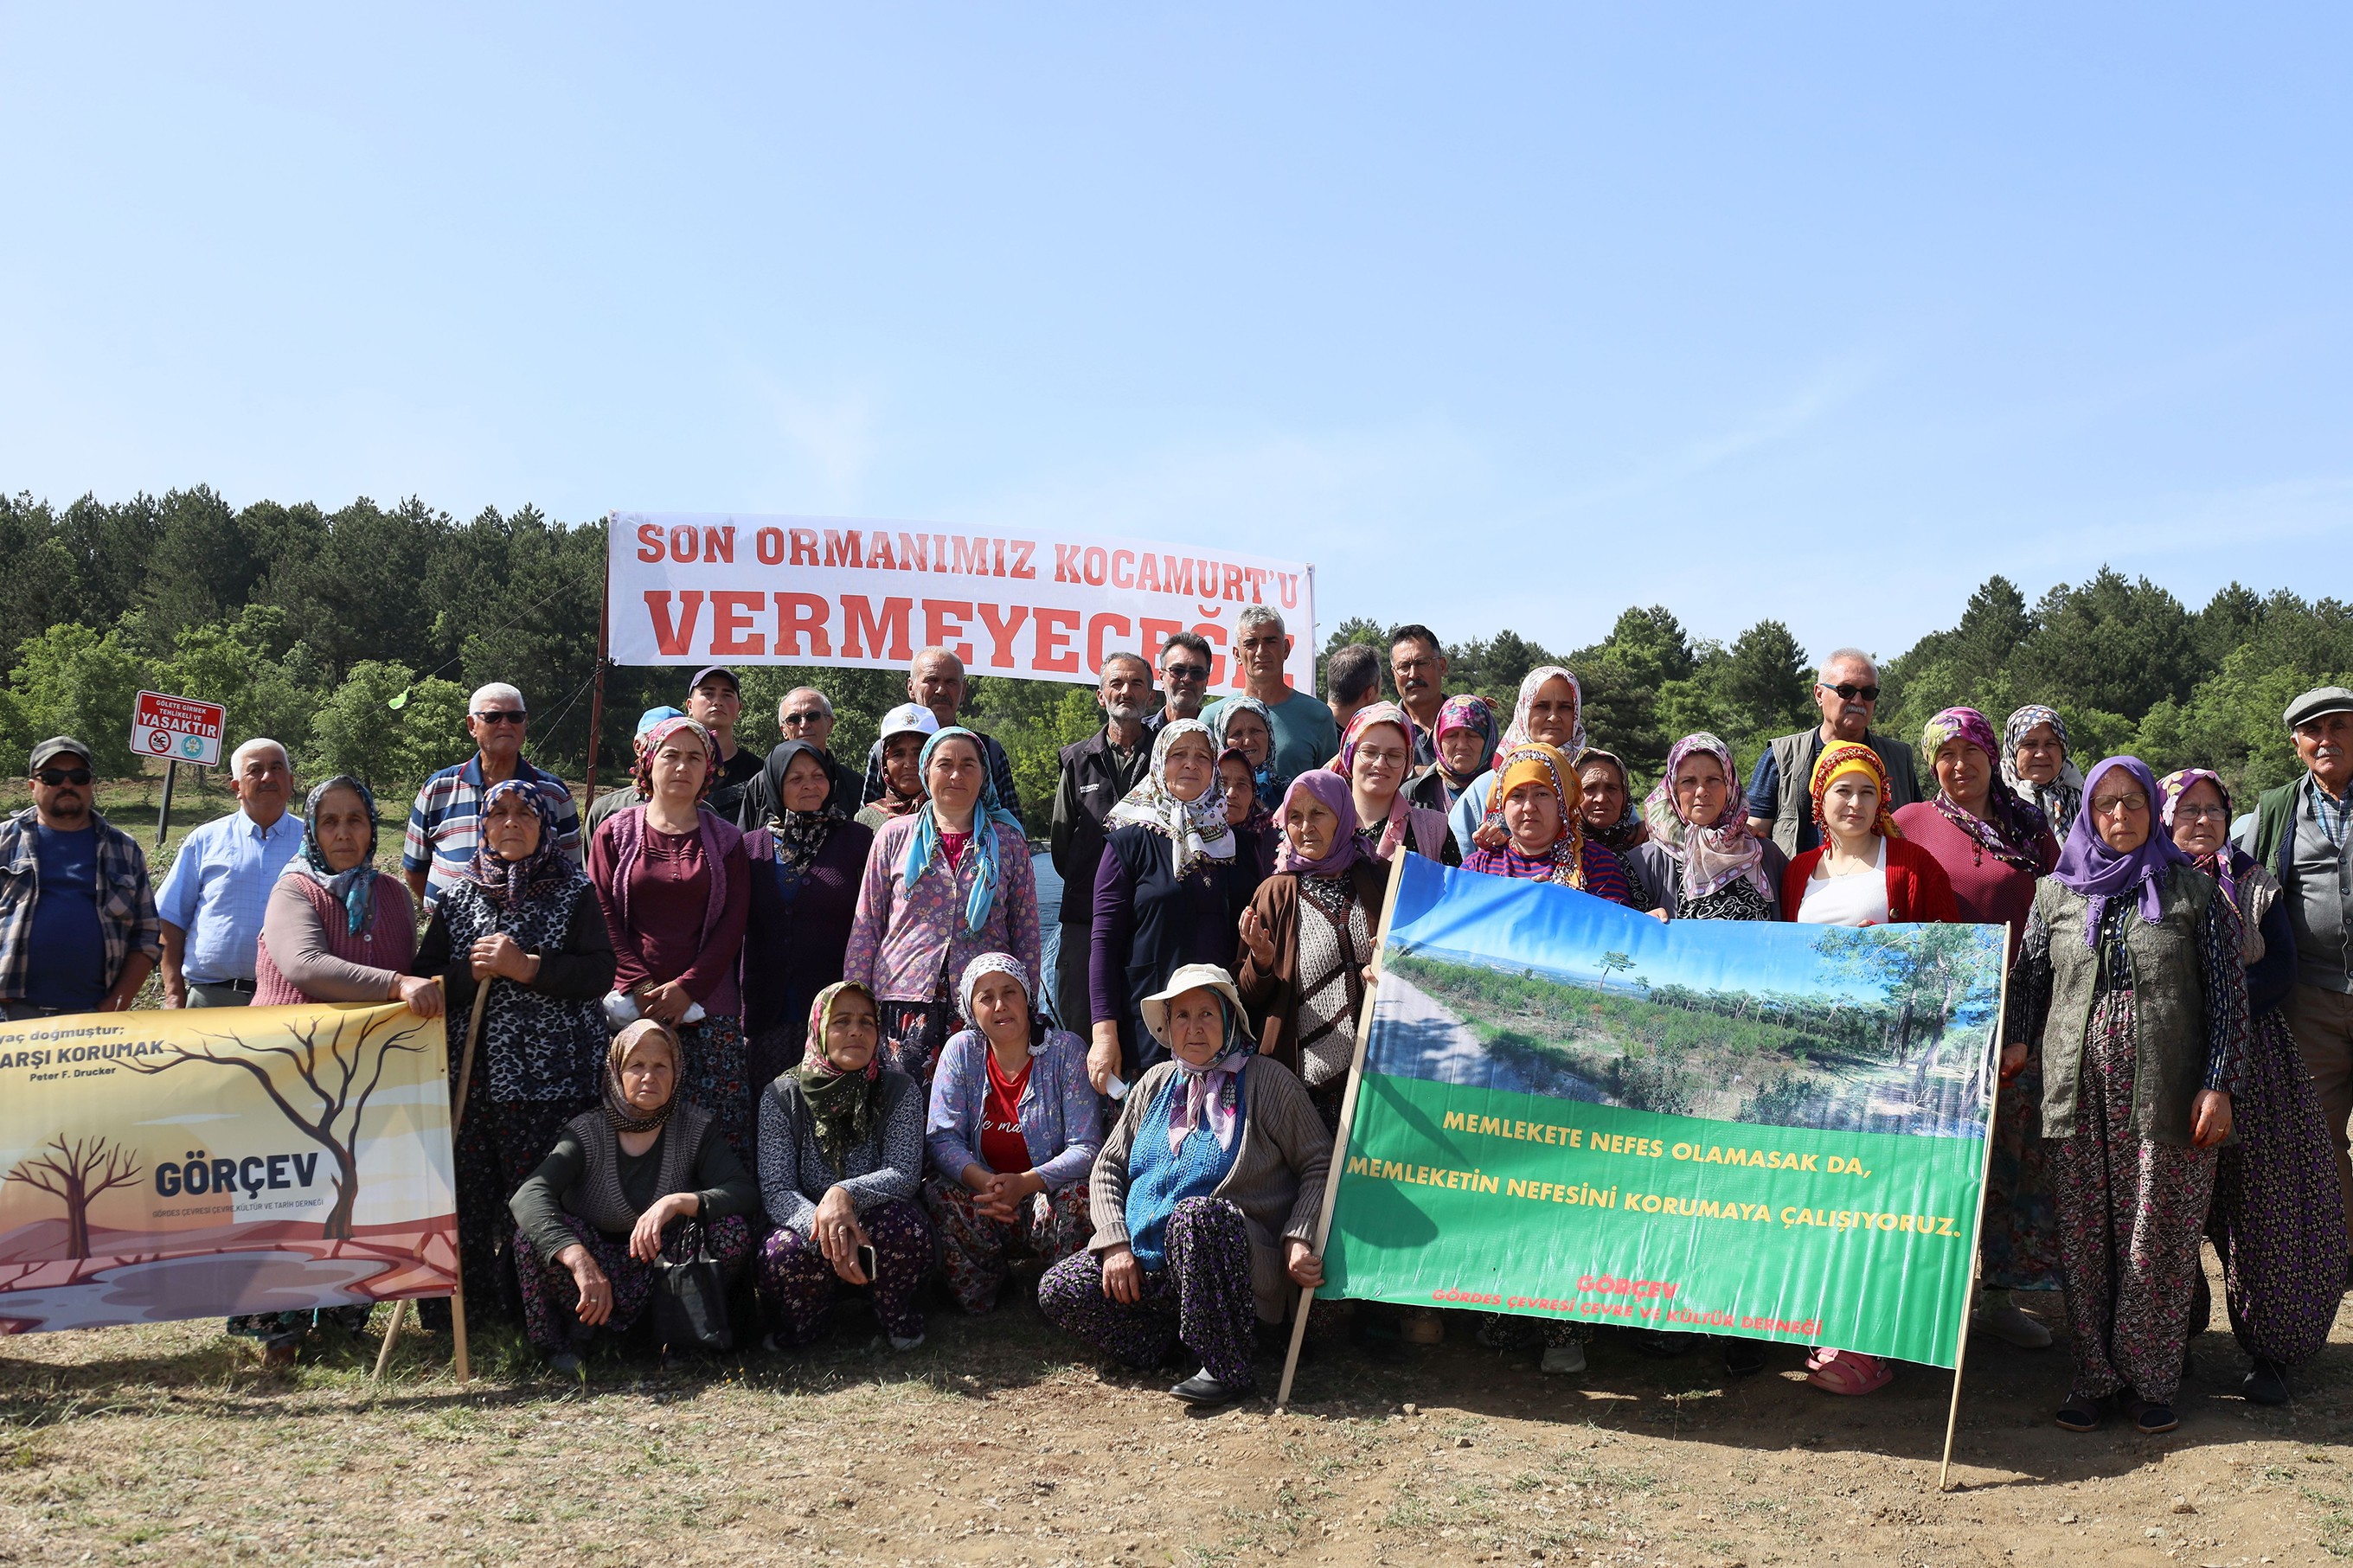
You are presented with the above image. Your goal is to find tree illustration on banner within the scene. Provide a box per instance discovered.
[124,1008,433,1240]
[4,1136,143,1259]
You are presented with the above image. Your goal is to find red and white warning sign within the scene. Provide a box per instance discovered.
[130,690,227,767]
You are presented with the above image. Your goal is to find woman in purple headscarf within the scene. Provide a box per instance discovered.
[1234,770,1388,1133]
[2159,768,2342,1406]
[2006,756,2250,1437]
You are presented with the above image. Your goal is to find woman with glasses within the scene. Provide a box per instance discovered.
[2007,757,2248,1436]
[2157,768,2340,1407]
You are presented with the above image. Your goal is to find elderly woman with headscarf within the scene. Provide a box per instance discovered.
[1235,771,1389,1132]
[1420,694,1498,818]
[1203,694,1285,804]
[507,1019,760,1374]
[2158,767,2340,1407]
[1628,735,1785,924]
[753,980,931,1351]
[413,778,615,1327]
[1459,744,1638,905]
[1087,720,1262,1092]
[588,714,755,1162]
[235,775,442,1361]
[1337,702,1457,867]
[843,726,1039,1087]
[1891,707,2064,1350]
[923,953,1101,1314]
[1041,963,1330,1408]
[2003,704,2087,843]
[741,739,875,1091]
[1447,666,1587,856]
[1780,744,1960,1397]
[2005,756,2249,1436]
[1216,746,1279,878]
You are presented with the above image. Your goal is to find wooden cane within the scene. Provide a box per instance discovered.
[375,977,491,1386]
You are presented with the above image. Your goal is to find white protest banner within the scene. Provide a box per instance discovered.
[607,512,1317,693]
[130,690,226,767]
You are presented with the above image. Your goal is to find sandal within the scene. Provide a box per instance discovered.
[1805,1348,1893,1396]
[2127,1399,2178,1435]
[2055,1392,2105,1431]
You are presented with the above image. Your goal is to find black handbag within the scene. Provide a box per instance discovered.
[651,1221,734,1354]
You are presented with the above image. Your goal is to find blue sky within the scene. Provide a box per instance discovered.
[3,7,2347,662]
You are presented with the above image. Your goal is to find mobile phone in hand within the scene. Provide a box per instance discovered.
[856,1243,878,1280]
[1106,1074,1128,1102]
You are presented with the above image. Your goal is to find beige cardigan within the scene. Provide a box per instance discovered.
[1087,1056,1332,1323]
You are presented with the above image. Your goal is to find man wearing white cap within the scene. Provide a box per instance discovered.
[2241,683,2353,1274]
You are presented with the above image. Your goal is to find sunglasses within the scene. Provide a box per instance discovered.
[1162,663,1210,682]
[780,713,827,726]
[471,710,529,725]
[35,767,93,786]
[1820,682,1881,703]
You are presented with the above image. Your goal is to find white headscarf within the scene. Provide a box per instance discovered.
[1106,720,1235,881]
[1502,665,1587,756]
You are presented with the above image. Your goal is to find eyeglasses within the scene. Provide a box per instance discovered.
[1818,682,1881,703]
[1163,663,1209,682]
[35,767,92,786]
[471,710,528,725]
[2172,803,2230,822]
[780,712,827,726]
[2089,793,2149,816]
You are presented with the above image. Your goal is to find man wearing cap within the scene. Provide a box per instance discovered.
[2241,683,2353,1272]
[861,648,1021,817]
[583,706,683,843]
[684,665,763,823]
[156,737,301,1008]
[401,682,582,910]
[0,738,160,1019]
[1049,652,1158,1029]
[739,687,861,827]
[856,704,941,830]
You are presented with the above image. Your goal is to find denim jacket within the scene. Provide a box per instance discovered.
[923,1026,1100,1191]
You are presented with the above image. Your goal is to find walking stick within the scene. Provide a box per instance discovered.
[375,977,491,1387]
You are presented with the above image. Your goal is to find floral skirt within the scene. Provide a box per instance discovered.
[1038,1196,1260,1388]
[923,1176,1093,1314]
[511,1213,754,1354]
[676,1014,752,1167]
[1979,1059,2062,1292]
[2206,1008,2345,1365]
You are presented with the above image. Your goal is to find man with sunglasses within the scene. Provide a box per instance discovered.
[1743,649,1921,856]
[401,682,582,910]
[0,737,159,1020]
[857,648,1020,816]
[1142,632,1214,738]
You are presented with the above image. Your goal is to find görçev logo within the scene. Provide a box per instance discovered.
[153,1148,324,1200]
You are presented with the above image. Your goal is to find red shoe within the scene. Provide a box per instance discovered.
[1805,1347,1892,1395]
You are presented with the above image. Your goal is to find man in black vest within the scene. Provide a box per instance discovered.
[1744,648,1921,856]
[1048,652,1157,1031]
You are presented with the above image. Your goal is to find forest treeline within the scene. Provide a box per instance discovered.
[3,485,2346,833]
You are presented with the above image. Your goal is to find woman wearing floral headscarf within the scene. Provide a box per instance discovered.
[2159,767,2340,1407]
[1447,666,1587,855]
[923,953,1101,1314]
[589,715,755,1163]
[741,739,875,1091]
[1890,708,2065,1353]
[1460,743,1636,903]
[843,726,1041,1087]
[1087,720,1262,1091]
[1337,702,1458,867]
[2003,704,2087,842]
[1630,734,1787,922]
[1424,694,1498,816]
[754,981,931,1351]
[414,778,615,1327]
[2008,756,2248,1436]
[508,1019,760,1373]
[1041,963,1330,1409]
[1203,694,1285,803]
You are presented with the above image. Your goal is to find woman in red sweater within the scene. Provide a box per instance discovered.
[1781,742,1959,1397]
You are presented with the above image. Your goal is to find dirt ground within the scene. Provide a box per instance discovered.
[2,1251,2348,1568]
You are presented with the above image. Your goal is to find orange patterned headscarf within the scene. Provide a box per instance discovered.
[1809,742,1902,842]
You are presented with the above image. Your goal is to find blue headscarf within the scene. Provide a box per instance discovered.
[289,774,382,936]
[901,727,1024,935]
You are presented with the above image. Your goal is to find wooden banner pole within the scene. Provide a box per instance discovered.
[581,528,613,804]
[1939,925,2014,1492]
[1275,846,1409,1411]
[375,980,491,1388]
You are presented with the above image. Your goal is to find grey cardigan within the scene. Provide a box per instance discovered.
[1087,1056,1332,1323]
[756,1068,925,1235]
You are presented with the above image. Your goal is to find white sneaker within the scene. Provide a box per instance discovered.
[1972,1302,2053,1349]
[1540,1341,1587,1375]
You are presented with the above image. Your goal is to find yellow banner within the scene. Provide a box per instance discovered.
[0,1000,457,1333]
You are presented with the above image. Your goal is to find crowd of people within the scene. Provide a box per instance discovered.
[3,605,2348,1429]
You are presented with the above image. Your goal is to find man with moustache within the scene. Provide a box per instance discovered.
[156,738,302,1008]
[1143,632,1214,737]
[1048,652,1158,1031]
[1745,648,1921,856]
[861,647,1022,816]
[0,737,159,1019]
[1388,624,1448,768]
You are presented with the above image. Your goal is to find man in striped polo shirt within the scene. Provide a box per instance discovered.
[401,682,581,911]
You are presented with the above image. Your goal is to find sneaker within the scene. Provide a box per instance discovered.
[2242,1358,2289,1407]
[1170,1368,1247,1407]
[888,1332,926,1352]
[1972,1301,2054,1349]
[1539,1341,1587,1376]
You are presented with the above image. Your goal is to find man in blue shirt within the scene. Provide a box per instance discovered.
[0,736,160,1019]
[157,738,303,1008]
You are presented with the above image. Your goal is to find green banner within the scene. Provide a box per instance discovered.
[1318,854,2004,1367]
